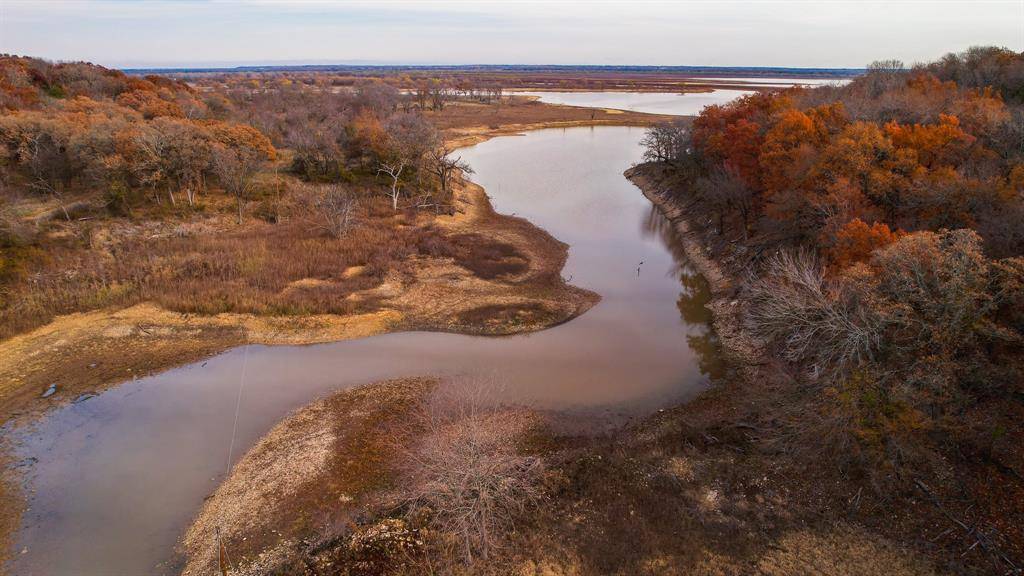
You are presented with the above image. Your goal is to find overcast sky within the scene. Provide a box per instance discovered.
[1,0,1021,69]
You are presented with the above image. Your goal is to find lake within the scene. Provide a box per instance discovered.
[7,125,725,575]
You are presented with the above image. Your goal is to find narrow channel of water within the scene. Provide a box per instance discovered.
[7,126,723,575]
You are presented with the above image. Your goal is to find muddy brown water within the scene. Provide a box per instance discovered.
[7,125,726,575]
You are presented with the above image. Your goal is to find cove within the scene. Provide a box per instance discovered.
[7,126,722,575]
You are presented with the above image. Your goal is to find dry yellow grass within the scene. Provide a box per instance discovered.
[0,175,596,424]
[756,524,941,576]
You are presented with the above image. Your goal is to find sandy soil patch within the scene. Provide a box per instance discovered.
[180,377,436,576]
[431,97,673,148]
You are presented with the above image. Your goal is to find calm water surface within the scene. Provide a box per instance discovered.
[511,89,756,115]
[686,76,853,87]
[7,126,723,575]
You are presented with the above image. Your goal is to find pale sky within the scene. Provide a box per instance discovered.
[1,0,1021,69]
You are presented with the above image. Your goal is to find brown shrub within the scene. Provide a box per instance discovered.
[389,380,545,566]
[430,233,528,280]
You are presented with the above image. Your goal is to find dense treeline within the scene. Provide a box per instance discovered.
[210,78,470,207]
[0,55,276,218]
[644,47,1024,481]
[925,46,1024,104]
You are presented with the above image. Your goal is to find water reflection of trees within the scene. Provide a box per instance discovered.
[642,206,726,382]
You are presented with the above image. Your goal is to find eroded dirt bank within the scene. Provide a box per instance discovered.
[624,165,761,371]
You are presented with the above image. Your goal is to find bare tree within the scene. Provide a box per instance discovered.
[308,183,358,238]
[414,81,430,110]
[747,249,883,380]
[377,113,438,211]
[426,146,473,207]
[24,132,73,220]
[376,159,406,211]
[213,147,263,224]
[696,167,753,238]
[354,80,400,116]
[152,118,212,207]
[427,79,452,111]
[640,118,690,167]
[390,379,545,565]
[863,59,907,97]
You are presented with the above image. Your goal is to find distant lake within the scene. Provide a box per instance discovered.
[686,76,853,87]
[510,89,756,115]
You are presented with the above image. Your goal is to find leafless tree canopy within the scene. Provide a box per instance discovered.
[212,147,263,224]
[640,118,690,167]
[427,146,473,206]
[296,183,358,238]
[747,249,883,379]
[390,380,545,565]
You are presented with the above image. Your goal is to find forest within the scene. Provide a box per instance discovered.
[642,46,1024,498]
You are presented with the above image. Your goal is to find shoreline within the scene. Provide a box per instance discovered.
[0,109,672,426]
[623,163,1018,574]
[624,163,765,373]
[446,118,654,148]
[170,161,947,576]
[0,170,599,423]
[0,117,645,568]
[0,138,593,571]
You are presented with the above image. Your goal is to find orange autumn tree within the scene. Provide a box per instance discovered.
[827,218,904,268]
[691,92,776,189]
[0,57,276,212]
[643,48,1024,482]
[884,113,975,168]
[758,107,823,195]
[661,60,1023,257]
[116,89,185,119]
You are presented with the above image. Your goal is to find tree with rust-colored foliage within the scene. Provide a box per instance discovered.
[826,218,903,269]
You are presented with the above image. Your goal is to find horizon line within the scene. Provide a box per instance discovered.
[117,62,867,75]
